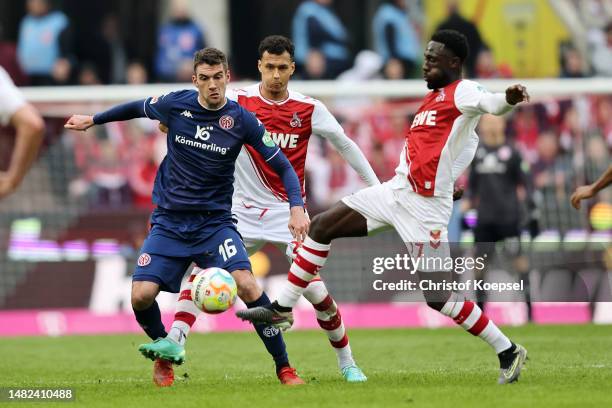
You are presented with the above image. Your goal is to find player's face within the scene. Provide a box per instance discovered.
[422,41,459,89]
[258,51,295,98]
[193,63,230,109]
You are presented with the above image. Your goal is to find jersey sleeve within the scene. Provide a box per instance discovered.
[455,80,513,117]
[451,131,479,181]
[143,91,177,123]
[312,100,380,186]
[242,109,281,161]
[0,67,26,126]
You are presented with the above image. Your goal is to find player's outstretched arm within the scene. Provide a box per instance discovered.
[0,104,45,199]
[64,99,148,131]
[571,164,612,209]
[312,101,380,186]
[458,81,530,117]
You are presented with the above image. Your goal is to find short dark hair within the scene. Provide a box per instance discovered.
[431,29,469,63]
[193,47,228,71]
[258,35,294,60]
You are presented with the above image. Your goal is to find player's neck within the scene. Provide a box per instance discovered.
[259,84,289,103]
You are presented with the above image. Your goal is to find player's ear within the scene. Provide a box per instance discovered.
[226,69,231,82]
[290,61,296,76]
[450,56,461,70]
[258,59,263,74]
[192,74,197,87]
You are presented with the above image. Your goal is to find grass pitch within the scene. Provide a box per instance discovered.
[2,324,612,407]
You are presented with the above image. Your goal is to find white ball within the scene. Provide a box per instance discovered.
[191,267,238,314]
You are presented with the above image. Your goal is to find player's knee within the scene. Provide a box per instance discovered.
[131,282,159,310]
[233,270,262,303]
[309,213,330,243]
[131,291,155,310]
[423,290,451,312]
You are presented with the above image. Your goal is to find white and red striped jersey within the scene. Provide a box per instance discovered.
[228,83,378,208]
[391,79,513,198]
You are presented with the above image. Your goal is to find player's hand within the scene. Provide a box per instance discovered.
[64,115,95,131]
[288,206,310,242]
[0,172,18,199]
[570,184,595,209]
[505,84,529,105]
[159,123,168,134]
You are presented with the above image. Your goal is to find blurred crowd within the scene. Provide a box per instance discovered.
[2,0,612,87]
[1,0,610,235]
[58,91,611,235]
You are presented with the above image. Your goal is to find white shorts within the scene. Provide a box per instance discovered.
[341,181,453,271]
[232,201,295,256]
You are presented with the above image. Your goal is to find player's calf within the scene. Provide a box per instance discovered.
[131,281,167,341]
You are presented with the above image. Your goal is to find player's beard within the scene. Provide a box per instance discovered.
[426,76,447,90]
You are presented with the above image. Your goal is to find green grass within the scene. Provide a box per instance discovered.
[2,325,612,407]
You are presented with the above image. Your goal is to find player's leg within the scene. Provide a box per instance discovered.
[133,251,192,387]
[281,237,366,381]
[237,183,392,325]
[199,227,304,385]
[411,228,527,384]
[274,200,369,310]
[133,253,192,364]
[301,276,367,382]
[166,240,265,349]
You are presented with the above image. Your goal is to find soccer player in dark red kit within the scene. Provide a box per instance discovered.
[238,30,531,384]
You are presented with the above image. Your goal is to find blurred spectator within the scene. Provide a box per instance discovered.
[337,50,382,81]
[292,0,351,79]
[531,130,578,231]
[100,14,127,84]
[465,114,536,313]
[560,45,590,78]
[511,106,541,165]
[69,125,131,208]
[475,47,513,79]
[154,0,206,82]
[126,61,149,85]
[436,0,485,77]
[17,0,75,86]
[591,22,612,77]
[77,63,102,86]
[369,141,396,180]
[594,96,612,145]
[0,24,28,86]
[372,0,420,79]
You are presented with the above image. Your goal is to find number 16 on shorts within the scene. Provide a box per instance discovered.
[219,238,237,261]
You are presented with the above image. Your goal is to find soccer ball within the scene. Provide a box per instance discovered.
[191,267,238,314]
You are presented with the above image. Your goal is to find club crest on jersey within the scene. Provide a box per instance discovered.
[290,112,302,128]
[138,253,151,266]
[219,115,234,129]
[435,89,446,102]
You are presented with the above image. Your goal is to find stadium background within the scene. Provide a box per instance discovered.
[0,0,610,337]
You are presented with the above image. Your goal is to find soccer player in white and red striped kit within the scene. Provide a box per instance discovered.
[238,30,530,384]
[163,36,379,383]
